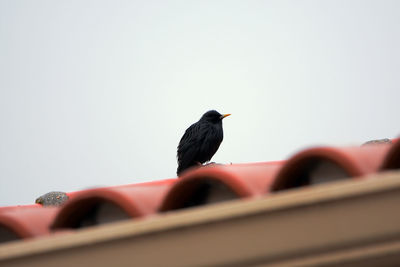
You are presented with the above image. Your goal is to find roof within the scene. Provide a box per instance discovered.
[0,138,399,266]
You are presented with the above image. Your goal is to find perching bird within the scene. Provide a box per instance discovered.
[177,110,231,176]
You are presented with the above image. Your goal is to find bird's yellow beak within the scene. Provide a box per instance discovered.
[221,113,231,119]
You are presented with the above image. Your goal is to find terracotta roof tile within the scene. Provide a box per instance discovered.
[51,179,176,230]
[0,139,399,244]
[159,161,283,212]
[381,138,400,169]
[0,205,58,243]
[271,144,392,191]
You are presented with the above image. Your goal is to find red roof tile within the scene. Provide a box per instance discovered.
[381,138,400,169]
[0,139,399,244]
[159,161,283,211]
[0,205,58,242]
[51,179,176,230]
[271,144,392,191]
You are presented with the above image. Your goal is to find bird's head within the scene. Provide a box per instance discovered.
[200,110,231,123]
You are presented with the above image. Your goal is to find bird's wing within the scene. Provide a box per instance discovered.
[177,123,202,172]
[199,125,223,162]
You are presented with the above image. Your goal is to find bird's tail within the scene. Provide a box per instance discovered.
[177,162,198,176]
[176,164,187,176]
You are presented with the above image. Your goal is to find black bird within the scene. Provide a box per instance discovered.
[177,110,231,176]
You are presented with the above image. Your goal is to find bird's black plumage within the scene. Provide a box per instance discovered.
[177,110,230,176]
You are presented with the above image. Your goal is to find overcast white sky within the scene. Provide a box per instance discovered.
[1,1,399,206]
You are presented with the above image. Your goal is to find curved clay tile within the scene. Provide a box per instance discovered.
[271,144,392,191]
[51,179,176,230]
[159,162,283,212]
[381,139,400,170]
[0,204,59,243]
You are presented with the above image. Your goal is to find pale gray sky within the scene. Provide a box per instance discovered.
[1,1,399,206]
